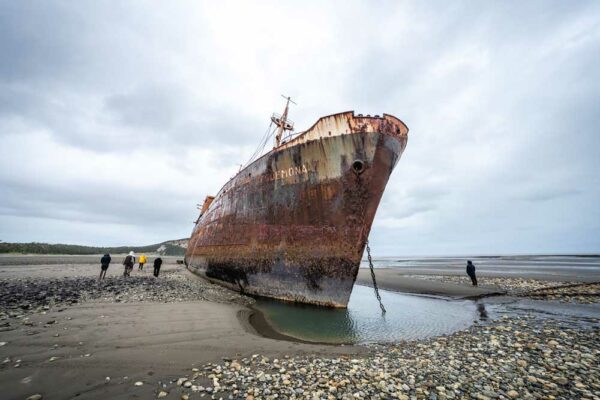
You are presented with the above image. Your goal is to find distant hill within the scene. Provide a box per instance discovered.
[0,239,190,256]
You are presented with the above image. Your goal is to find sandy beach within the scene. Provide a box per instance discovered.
[1,255,599,399]
[0,256,364,399]
[356,269,506,299]
[357,266,600,303]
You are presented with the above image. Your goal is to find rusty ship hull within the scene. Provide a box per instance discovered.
[185,111,408,307]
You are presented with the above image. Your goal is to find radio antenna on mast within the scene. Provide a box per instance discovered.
[272,95,296,148]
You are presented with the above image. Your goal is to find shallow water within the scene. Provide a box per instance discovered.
[362,255,600,281]
[254,285,600,344]
[254,285,499,344]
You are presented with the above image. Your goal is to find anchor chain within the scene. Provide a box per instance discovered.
[366,240,386,314]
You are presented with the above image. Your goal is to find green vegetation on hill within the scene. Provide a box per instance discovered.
[0,240,188,256]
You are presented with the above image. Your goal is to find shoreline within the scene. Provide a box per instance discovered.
[356,268,507,299]
[0,257,367,399]
[1,255,599,399]
[244,307,354,346]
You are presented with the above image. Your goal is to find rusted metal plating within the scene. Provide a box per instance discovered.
[185,111,408,307]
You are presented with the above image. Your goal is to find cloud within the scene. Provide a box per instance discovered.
[516,188,581,203]
[0,0,599,254]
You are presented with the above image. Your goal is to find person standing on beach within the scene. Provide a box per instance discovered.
[138,254,147,271]
[466,260,477,286]
[99,253,111,280]
[123,251,135,277]
[153,257,163,277]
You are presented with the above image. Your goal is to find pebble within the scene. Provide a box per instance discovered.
[3,265,598,399]
[0,271,254,322]
[176,315,599,400]
[554,376,568,385]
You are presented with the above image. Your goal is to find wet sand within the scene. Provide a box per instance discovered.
[0,255,362,399]
[357,264,600,302]
[356,268,506,298]
[1,255,598,399]
[0,254,184,278]
[0,301,363,399]
[361,254,600,282]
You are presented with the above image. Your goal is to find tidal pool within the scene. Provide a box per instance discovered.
[253,285,497,344]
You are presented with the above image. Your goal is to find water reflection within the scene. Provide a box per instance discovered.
[254,287,600,344]
[255,299,359,343]
[476,302,489,320]
[254,285,485,344]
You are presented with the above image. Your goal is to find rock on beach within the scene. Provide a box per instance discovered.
[1,257,598,399]
[173,315,600,400]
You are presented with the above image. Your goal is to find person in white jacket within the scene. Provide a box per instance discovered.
[123,251,135,277]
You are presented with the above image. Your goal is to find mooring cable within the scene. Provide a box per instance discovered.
[366,240,386,314]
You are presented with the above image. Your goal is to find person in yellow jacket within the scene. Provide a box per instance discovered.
[138,254,147,271]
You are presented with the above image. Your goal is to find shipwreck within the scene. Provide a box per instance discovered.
[185,98,408,307]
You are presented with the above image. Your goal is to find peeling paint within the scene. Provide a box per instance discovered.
[185,112,408,307]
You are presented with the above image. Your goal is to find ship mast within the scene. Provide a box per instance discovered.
[271,95,296,148]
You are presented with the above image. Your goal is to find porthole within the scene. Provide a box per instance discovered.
[352,159,365,174]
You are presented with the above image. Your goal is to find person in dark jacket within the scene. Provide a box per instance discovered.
[99,253,111,281]
[466,260,477,286]
[153,257,163,277]
[123,251,135,277]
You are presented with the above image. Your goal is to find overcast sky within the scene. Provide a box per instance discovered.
[1,1,599,255]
